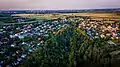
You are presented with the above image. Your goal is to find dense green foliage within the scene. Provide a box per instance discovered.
[20,25,120,67]
[0,17,15,23]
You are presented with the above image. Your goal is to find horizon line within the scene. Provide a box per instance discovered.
[0,7,120,11]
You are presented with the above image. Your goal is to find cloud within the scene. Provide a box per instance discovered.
[0,0,119,9]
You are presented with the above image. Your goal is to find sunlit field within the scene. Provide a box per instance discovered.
[14,12,120,21]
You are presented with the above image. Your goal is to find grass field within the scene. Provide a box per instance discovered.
[13,14,66,20]
[13,12,120,21]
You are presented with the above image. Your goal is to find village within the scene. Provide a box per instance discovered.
[0,12,120,67]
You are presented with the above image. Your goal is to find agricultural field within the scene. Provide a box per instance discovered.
[14,12,120,20]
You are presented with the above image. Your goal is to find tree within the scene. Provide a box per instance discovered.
[68,34,77,67]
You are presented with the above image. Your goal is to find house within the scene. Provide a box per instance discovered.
[18,35,24,39]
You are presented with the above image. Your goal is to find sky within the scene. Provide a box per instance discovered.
[0,0,120,10]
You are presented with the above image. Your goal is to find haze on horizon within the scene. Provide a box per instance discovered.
[0,0,120,10]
